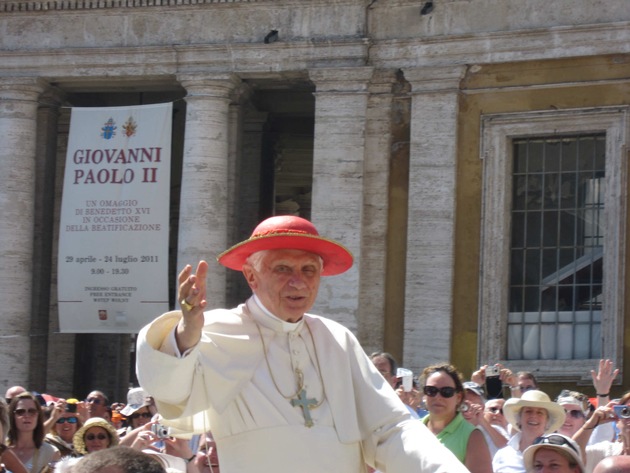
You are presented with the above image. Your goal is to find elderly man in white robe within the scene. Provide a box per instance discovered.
[136,215,470,473]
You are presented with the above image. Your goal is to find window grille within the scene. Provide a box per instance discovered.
[507,135,605,360]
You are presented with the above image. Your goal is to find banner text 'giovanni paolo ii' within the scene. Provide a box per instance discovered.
[57,103,172,333]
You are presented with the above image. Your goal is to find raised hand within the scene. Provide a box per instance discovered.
[175,261,208,352]
[591,358,619,402]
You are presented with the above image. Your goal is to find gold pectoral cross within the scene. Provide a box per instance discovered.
[291,388,318,428]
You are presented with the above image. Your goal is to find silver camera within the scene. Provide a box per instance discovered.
[614,405,630,419]
[151,423,171,439]
[486,364,500,377]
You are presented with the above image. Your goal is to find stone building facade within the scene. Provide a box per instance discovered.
[1,0,630,401]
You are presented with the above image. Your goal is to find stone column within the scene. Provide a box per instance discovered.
[228,105,268,305]
[308,67,373,333]
[0,77,46,391]
[402,66,466,370]
[360,69,411,358]
[48,105,78,397]
[30,87,65,391]
[177,74,241,308]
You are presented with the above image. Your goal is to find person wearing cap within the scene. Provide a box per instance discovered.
[461,381,509,457]
[73,417,120,456]
[118,388,156,434]
[556,390,592,439]
[493,390,566,473]
[523,433,584,473]
[136,215,469,473]
[45,399,83,457]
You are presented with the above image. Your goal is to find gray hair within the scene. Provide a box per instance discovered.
[246,250,324,272]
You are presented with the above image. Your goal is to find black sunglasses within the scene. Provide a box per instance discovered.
[487,406,503,415]
[57,417,79,424]
[85,397,102,404]
[533,434,578,455]
[86,433,108,441]
[130,412,152,420]
[423,386,457,398]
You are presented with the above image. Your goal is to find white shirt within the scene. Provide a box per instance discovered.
[492,432,526,473]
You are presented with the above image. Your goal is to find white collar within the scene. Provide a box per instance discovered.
[252,294,303,333]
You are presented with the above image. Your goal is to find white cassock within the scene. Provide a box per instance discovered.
[137,296,470,473]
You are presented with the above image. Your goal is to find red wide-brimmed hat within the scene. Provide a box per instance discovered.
[217,215,353,276]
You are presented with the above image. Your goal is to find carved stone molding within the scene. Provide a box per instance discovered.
[0,0,261,13]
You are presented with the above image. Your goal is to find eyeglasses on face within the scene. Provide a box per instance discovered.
[57,417,79,424]
[533,434,578,454]
[85,397,102,404]
[130,412,152,420]
[487,406,503,415]
[423,386,457,398]
[564,409,585,419]
[14,408,38,417]
[86,433,108,441]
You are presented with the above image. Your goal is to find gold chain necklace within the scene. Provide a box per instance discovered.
[251,315,327,427]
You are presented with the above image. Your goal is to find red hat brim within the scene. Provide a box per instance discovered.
[217,232,353,276]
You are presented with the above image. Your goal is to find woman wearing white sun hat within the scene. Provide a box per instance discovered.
[493,390,566,473]
[523,433,584,473]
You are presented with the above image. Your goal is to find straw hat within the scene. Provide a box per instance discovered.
[523,434,584,472]
[120,387,151,417]
[217,215,353,276]
[73,417,119,455]
[503,390,566,434]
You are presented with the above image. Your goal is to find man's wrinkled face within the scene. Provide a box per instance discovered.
[243,249,321,322]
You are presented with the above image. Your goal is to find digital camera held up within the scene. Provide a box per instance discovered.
[614,405,630,419]
[485,364,501,377]
[151,423,171,439]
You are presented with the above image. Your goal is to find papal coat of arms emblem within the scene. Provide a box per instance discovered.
[122,116,138,137]
[100,117,117,140]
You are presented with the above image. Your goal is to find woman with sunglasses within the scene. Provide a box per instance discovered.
[117,387,165,453]
[420,363,493,473]
[72,417,120,456]
[6,392,61,472]
[523,433,584,473]
[556,391,591,439]
[0,399,28,473]
[44,401,83,457]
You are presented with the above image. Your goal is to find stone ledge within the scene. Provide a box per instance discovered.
[0,0,259,13]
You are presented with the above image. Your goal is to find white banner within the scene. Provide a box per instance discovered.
[58,103,172,333]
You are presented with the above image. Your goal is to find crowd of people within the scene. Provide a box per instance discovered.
[2,358,627,473]
[367,356,628,473]
[2,215,629,473]
[0,385,218,472]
